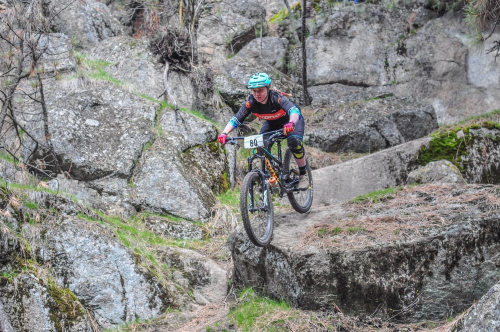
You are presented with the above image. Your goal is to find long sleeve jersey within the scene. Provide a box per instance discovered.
[228,90,302,128]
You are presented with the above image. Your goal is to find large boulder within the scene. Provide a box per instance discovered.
[131,135,217,222]
[305,96,438,153]
[52,0,124,48]
[452,282,500,331]
[197,0,266,68]
[229,184,500,322]
[0,274,93,332]
[37,216,171,327]
[131,110,227,221]
[390,15,500,125]
[0,191,171,330]
[40,88,157,181]
[312,137,430,206]
[407,160,466,185]
[297,3,500,125]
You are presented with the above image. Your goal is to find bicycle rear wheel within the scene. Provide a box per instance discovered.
[283,149,313,213]
[240,171,274,246]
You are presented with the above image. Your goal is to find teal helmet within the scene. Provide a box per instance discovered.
[247,72,271,89]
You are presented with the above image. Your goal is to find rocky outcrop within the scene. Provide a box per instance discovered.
[312,137,430,206]
[132,136,216,222]
[0,274,93,332]
[159,247,228,305]
[38,216,170,327]
[197,0,266,68]
[42,88,157,181]
[298,3,500,125]
[52,0,124,48]
[461,127,500,184]
[229,184,500,322]
[0,186,228,330]
[407,160,466,185]
[452,282,500,332]
[0,190,170,330]
[306,96,438,153]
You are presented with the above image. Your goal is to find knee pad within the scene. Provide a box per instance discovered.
[288,136,304,159]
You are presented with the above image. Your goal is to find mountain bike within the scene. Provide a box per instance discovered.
[226,129,313,246]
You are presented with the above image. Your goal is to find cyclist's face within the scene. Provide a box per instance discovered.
[252,87,268,104]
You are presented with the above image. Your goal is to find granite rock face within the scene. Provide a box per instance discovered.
[306,96,438,153]
[452,283,500,332]
[407,160,466,185]
[52,0,124,47]
[229,184,500,322]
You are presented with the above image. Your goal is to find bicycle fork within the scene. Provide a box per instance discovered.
[247,155,271,213]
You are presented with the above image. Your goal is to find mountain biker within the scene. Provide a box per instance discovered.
[217,72,309,189]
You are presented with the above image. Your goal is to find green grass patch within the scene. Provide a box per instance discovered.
[346,226,366,234]
[0,178,67,198]
[217,188,240,206]
[230,288,292,332]
[350,187,397,204]
[23,201,39,210]
[0,271,17,282]
[0,151,17,164]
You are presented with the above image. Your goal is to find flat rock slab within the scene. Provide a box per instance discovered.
[312,137,431,206]
[229,184,500,322]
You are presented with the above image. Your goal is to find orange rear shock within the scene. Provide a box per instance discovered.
[265,157,279,185]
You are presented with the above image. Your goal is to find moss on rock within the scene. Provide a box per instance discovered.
[418,129,468,170]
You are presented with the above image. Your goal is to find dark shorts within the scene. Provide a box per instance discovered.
[259,117,305,149]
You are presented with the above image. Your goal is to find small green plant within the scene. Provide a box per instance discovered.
[393,229,400,235]
[418,129,468,170]
[270,8,289,24]
[332,226,342,235]
[24,201,39,210]
[346,226,365,234]
[0,151,16,163]
[317,228,328,237]
[350,187,397,204]
[0,271,17,282]
[386,0,397,11]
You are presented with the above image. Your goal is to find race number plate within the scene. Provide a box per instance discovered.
[244,134,264,149]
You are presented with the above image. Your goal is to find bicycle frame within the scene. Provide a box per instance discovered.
[226,129,301,212]
[246,131,299,199]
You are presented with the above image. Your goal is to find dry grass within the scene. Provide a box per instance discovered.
[296,184,500,251]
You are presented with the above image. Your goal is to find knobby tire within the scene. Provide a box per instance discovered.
[283,148,313,213]
[240,171,274,247]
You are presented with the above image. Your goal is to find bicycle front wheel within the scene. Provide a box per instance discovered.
[240,171,274,247]
[283,149,313,213]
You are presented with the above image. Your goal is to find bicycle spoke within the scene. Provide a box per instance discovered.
[240,171,274,246]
